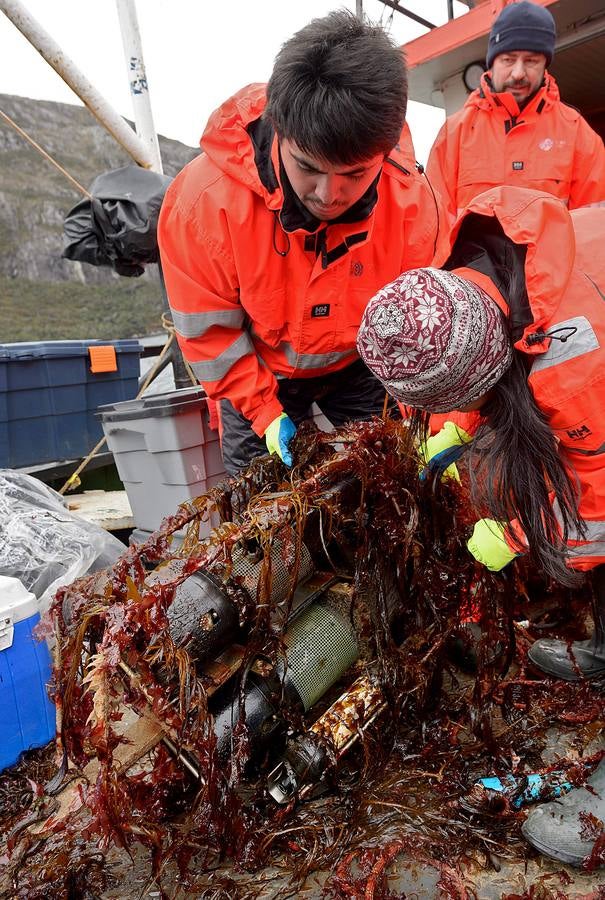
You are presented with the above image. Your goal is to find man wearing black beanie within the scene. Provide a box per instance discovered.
[427,1,605,223]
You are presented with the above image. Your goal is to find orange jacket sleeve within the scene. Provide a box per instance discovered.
[158,188,283,437]
[426,120,459,229]
[568,117,605,211]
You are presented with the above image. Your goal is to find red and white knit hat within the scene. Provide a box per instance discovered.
[357,267,513,413]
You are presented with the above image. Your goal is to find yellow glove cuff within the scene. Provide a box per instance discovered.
[467,519,518,571]
[264,412,287,455]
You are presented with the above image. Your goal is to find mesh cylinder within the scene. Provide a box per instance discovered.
[281,603,359,711]
[231,540,313,606]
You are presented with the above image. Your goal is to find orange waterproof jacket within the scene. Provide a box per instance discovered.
[158,84,446,436]
[427,72,605,224]
[440,187,605,570]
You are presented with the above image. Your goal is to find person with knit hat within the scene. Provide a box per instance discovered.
[358,185,605,672]
[357,185,605,865]
[427,1,605,223]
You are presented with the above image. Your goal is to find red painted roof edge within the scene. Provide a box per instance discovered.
[404,0,558,70]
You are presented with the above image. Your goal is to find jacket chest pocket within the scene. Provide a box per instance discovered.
[458,156,502,190]
[522,143,572,194]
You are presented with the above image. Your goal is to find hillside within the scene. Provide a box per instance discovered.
[0,94,199,341]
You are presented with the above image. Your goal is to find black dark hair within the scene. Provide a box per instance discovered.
[412,353,584,587]
[265,9,408,165]
[468,353,584,587]
[430,215,585,586]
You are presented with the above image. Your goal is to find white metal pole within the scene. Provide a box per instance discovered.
[0,0,157,169]
[115,0,163,174]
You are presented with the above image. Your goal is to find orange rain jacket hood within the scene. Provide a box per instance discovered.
[427,72,605,224]
[158,84,446,436]
[441,186,605,570]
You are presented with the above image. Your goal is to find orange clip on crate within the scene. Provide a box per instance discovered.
[89,344,118,373]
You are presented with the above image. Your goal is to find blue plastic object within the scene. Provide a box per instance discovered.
[479,772,573,809]
[0,339,141,467]
[0,578,55,771]
[265,413,297,467]
[419,443,466,481]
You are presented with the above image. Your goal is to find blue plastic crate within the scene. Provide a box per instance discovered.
[0,339,141,467]
[0,576,55,771]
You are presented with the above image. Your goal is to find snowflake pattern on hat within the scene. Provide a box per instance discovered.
[357,267,513,413]
[370,302,406,338]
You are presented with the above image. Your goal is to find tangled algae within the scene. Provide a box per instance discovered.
[3,417,605,899]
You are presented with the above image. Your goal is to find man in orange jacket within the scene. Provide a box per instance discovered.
[427,1,605,223]
[158,11,445,474]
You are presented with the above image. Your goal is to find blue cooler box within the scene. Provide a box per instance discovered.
[0,576,55,770]
[0,339,141,467]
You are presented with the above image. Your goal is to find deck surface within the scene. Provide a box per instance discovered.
[66,489,134,531]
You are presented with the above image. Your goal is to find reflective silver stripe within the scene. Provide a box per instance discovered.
[578,201,605,209]
[530,316,599,374]
[248,326,358,371]
[189,332,254,381]
[567,541,605,560]
[569,519,605,543]
[280,342,357,370]
[171,308,245,339]
[553,500,605,545]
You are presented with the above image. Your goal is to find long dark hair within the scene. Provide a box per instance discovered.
[468,352,584,586]
[411,347,585,588]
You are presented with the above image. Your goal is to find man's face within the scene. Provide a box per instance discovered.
[280,138,385,221]
[491,51,547,106]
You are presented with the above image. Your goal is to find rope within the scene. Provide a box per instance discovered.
[0,107,91,198]
[59,314,197,495]
[161,312,199,387]
[381,391,390,420]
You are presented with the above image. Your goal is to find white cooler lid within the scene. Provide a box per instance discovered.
[0,575,38,622]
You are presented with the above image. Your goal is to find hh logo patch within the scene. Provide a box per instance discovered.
[567,424,592,441]
[311,304,330,318]
[350,260,364,277]
[512,161,524,171]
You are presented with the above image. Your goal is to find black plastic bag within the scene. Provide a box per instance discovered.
[62,165,172,277]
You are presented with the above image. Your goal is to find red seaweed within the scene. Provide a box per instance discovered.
[3,418,605,898]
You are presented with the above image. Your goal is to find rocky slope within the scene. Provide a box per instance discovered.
[0,93,198,340]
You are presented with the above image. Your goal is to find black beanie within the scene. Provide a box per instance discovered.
[486,1,556,69]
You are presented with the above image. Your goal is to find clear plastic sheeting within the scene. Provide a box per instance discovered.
[0,470,124,615]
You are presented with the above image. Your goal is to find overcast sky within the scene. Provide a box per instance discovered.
[0,1,470,165]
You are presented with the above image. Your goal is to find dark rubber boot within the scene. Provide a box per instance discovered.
[527,636,605,680]
[528,566,605,681]
[522,758,605,867]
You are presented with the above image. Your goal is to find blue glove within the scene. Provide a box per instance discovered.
[418,421,473,481]
[264,413,297,467]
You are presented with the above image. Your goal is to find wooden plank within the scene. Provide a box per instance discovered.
[34,648,245,834]
[66,489,134,531]
[32,711,164,833]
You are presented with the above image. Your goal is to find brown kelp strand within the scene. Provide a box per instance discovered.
[4,417,605,898]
